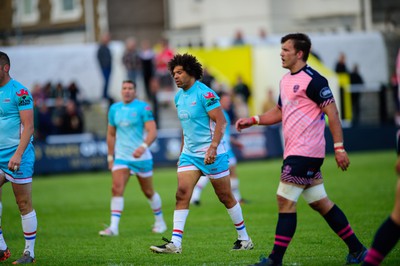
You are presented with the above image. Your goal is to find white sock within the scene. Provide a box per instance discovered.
[171,209,189,248]
[0,201,6,250]
[21,210,37,258]
[230,177,242,201]
[191,176,209,202]
[0,228,7,250]
[227,203,249,240]
[110,197,124,233]
[148,192,165,224]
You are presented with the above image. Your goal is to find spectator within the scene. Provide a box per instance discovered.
[122,37,141,84]
[51,97,65,135]
[350,64,364,126]
[335,52,349,119]
[233,75,251,105]
[36,102,53,140]
[97,32,112,99]
[155,38,174,92]
[232,30,245,46]
[335,52,349,73]
[262,88,277,113]
[139,39,156,101]
[201,67,216,88]
[61,100,84,134]
[67,81,80,103]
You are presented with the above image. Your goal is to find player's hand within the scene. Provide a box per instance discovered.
[8,154,21,172]
[133,147,145,158]
[335,151,350,171]
[204,146,217,165]
[235,117,254,132]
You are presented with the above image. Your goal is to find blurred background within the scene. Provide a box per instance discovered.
[0,0,399,174]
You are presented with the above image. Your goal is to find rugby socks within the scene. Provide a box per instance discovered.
[110,197,124,234]
[171,209,189,248]
[323,204,364,253]
[269,213,297,263]
[148,192,164,223]
[21,210,37,258]
[227,203,249,240]
[0,201,5,251]
[362,216,400,266]
[230,177,242,202]
[191,176,209,203]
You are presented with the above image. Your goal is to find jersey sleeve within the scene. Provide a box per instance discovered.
[108,104,116,126]
[305,75,335,107]
[15,87,33,111]
[200,88,220,112]
[142,103,154,122]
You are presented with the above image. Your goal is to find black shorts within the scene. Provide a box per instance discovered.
[281,155,324,185]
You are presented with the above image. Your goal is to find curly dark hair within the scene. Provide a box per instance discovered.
[168,53,203,80]
[0,51,10,67]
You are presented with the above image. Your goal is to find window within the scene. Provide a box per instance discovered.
[50,0,82,23]
[12,0,39,26]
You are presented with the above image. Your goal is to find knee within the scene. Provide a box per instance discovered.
[111,183,124,196]
[15,197,32,214]
[175,187,190,202]
[277,195,296,211]
[309,198,333,214]
[142,188,154,199]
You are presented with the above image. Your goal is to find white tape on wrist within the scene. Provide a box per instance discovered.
[334,142,343,148]
[107,155,114,162]
[141,143,148,149]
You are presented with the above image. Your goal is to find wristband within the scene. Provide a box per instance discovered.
[334,146,346,153]
[140,142,148,149]
[251,115,260,125]
[334,142,343,148]
[107,155,114,162]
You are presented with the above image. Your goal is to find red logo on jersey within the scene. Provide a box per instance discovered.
[203,92,216,99]
[16,89,29,97]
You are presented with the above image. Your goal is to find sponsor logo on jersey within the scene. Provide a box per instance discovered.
[16,89,32,106]
[320,87,333,98]
[203,92,218,107]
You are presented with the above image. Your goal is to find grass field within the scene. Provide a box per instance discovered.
[0,150,399,265]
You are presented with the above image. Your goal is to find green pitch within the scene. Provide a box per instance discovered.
[1,150,399,265]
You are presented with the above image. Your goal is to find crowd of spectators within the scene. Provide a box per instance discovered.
[32,81,84,141]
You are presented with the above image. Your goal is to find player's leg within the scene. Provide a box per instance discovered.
[190,175,209,205]
[136,172,167,234]
[0,172,9,262]
[304,179,366,264]
[12,182,36,263]
[150,154,201,253]
[229,162,244,203]
[99,166,130,236]
[209,154,252,250]
[362,178,400,266]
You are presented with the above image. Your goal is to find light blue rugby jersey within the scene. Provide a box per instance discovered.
[175,80,226,157]
[0,79,34,149]
[108,99,154,161]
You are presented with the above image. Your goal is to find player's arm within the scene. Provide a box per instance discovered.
[322,102,350,171]
[106,125,116,168]
[133,120,157,158]
[235,105,282,132]
[9,109,34,171]
[205,106,226,165]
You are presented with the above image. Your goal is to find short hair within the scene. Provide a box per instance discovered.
[0,51,10,67]
[122,79,136,88]
[281,33,311,62]
[168,53,203,80]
